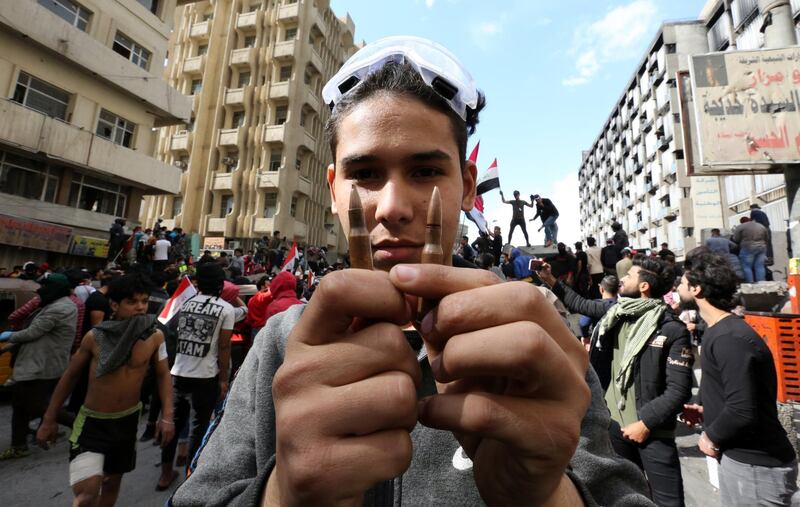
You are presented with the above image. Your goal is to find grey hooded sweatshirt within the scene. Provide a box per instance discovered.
[171,305,654,506]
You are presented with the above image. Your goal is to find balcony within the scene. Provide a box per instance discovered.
[297,174,312,196]
[326,231,337,246]
[258,171,280,188]
[183,55,205,74]
[270,81,290,99]
[170,131,192,153]
[230,48,255,67]
[293,220,307,238]
[312,10,328,39]
[213,172,233,190]
[300,130,316,151]
[207,217,228,233]
[263,125,286,144]
[189,20,210,38]
[304,85,321,112]
[274,40,296,60]
[253,217,275,233]
[278,2,300,21]
[236,10,260,30]
[218,127,243,146]
[224,86,252,106]
[0,98,180,193]
[18,0,190,123]
[310,48,325,73]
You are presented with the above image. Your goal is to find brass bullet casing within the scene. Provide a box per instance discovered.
[347,183,373,270]
[417,186,443,323]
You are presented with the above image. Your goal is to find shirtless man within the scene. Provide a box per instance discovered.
[37,274,175,507]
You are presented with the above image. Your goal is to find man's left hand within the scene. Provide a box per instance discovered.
[698,432,720,459]
[390,264,590,506]
[621,420,650,444]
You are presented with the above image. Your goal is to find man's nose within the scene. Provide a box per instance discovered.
[373,180,413,226]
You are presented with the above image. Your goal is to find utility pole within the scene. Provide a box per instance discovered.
[757,0,799,256]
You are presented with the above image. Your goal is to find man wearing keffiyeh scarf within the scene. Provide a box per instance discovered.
[539,253,694,507]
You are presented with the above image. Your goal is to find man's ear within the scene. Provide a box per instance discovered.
[327,164,338,215]
[461,159,478,212]
[109,300,119,315]
[690,283,703,299]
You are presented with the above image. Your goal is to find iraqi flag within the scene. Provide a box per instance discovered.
[466,195,489,235]
[468,141,480,163]
[157,276,197,324]
[476,158,500,195]
[281,242,299,272]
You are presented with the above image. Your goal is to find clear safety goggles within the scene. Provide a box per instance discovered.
[322,35,478,121]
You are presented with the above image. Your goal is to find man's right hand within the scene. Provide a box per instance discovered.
[537,263,557,287]
[679,403,704,427]
[36,419,58,449]
[267,270,421,506]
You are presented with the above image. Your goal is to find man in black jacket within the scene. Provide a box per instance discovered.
[539,254,693,507]
[530,194,559,247]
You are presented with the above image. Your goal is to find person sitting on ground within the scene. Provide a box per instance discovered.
[679,250,797,506]
[36,274,174,506]
[169,36,651,507]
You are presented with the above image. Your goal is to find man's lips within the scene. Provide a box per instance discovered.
[372,242,424,262]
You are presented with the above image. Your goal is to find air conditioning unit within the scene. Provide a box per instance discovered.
[222,157,237,166]
[173,160,188,169]
[176,129,188,135]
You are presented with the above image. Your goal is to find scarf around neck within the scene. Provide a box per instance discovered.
[93,314,157,377]
[597,297,666,408]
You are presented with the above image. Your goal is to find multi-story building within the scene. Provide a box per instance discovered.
[700,0,800,255]
[140,0,357,253]
[0,0,191,268]
[578,22,715,258]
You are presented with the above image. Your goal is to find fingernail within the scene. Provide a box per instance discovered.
[420,311,433,334]
[393,264,418,283]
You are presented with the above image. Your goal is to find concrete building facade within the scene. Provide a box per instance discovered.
[0,0,191,268]
[140,0,357,253]
[578,22,714,258]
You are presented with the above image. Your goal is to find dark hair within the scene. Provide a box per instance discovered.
[631,254,674,299]
[478,253,495,269]
[683,250,738,310]
[256,275,269,290]
[586,237,596,247]
[711,228,720,234]
[325,61,486,167]
[600,275,619,295]
[107,273,154,303]
[196,262,226,297]
[574,241,582,250]
[462,235,469,241]
[611,222,622,232]
[234,248,243,255]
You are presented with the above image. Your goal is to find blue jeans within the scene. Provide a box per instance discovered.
[543,216,558,243]
[739,245,767,283]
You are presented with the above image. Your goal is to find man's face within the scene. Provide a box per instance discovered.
[110,293,149,319]
[329,94,477,271]
[619,265,643,298]
[677,274,699,307]
[494,227,500,235]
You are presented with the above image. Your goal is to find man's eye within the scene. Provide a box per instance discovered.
[412,167,442,178]
[350,168,379,181]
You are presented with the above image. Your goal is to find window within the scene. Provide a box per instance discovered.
[197,44,208,56]
[238,71,251,88]
[38,0,91,31]
[112,32,151,70]
[95,109,135,148]
[304,68,313,85]
[284,0,297,4]
[299,110,306,127]
[665,43,677,54]
[68,174,127,216]
[0,151,59,202]
[285,27,297,40]
[279,65,292,81]
[231,110,245,128]
[172,196,183,217]
[243,35,256,48]
[264,192,277,217]
[295,158,302,170]
[290,196,297,217]
[269,151,282,171]
[191,79,202,94]
[12,72,70,120]
[136,0,159,15]
[203,12,213,21]
[221,195,234,216]
[275,105,287,124]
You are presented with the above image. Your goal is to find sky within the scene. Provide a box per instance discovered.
[328,0,704,246]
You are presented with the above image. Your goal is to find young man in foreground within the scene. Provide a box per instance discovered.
[170,36,652,506]
[37,274,175,507]
[679,250,797,505]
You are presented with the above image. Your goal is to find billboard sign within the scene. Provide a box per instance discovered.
[0,214,72,253]
[690,47,800,167]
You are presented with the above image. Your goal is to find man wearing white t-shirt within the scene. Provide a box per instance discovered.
[157,262,234,490]
[585,237,604,299]
[153,235,172,273]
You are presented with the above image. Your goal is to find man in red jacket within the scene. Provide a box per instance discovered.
[246,276,273,339]
[264,272,302,321]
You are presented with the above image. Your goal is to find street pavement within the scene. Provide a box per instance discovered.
[0,398,720,506]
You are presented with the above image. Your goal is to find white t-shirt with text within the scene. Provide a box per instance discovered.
[171,294,235,379]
